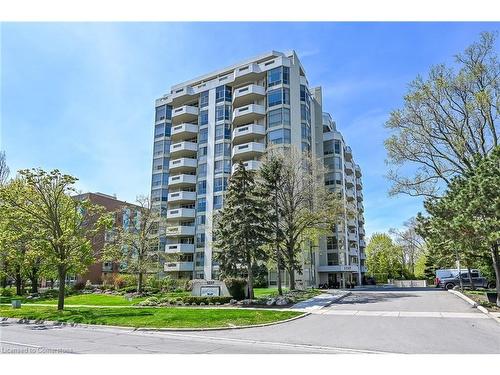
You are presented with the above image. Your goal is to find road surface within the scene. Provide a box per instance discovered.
[1,287,499,354]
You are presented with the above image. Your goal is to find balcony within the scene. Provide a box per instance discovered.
[165,243,195,254]
[345,175,354,188]
[232,160,262,174]
[347,219,357,228]
[349,247,358,257]
[360,266,367,273]
[356,178,363,189]
[360,252,366,260]
[232,124,265,145]
[168,174,196,188]
[166,208,196,221]
[167,190,196,203]
[172,105,198,125]
[232,141,265,161]
[344,146,353,161]
[345,190,355,201]
[359,239,366,248]
[348,233,357,242]
[232,104,265,126]
[165,226,196,237]
[357,191,363,201]
[170,86,196,107]
[358,202,364,212]
[164,261,194,272]
[232,84,266,107]
[169,158,197,173]
[344,161,354,174]
[171,123,198,142]
[170,141,198,157]
[233,63,264,85]
[359,216,365,224]
[355,165,362,178]
[359,227,365,236]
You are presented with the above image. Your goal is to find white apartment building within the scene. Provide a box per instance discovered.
[151,50,366,287]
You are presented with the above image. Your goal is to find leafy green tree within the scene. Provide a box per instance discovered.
[419,147,499,305]
[258,151,286,295]
[385,32,498,198]
[213,161,271,299]
[259,146,342,290]
[366,233,405,283]
[102,196,164,294]
[0,151,9,186]
[0,169,109,309]
[389,218,426,277]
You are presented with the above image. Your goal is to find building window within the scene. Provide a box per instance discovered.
[334,140,341,154]
[215,123,231,140]
[213,195,223,209]
[155,123,165,138]
[267,107,290,128]
[198,146,207,157]
[196,233,205,247]
[214,177,227,192]
[301,142,311,153]
[324,140,334,155]
[151,173,168,188]
[300,85,307,102]
[198,163,207,178]
[301,123,311,141]
[335,156,342,169]
[215,85,232,103]
[199,128,208,144]
[267,66,290,87]
[196,214,206,226]
[155,105,171,122]
[199,91,209,108]
[214,143,230,158]
[195,252,205,267]
[199,110,208,126]
[197,180,207,195]
[216,104,231,121]
[152,157,169,171]
[267,88,290,107]
[197,197,206,212]
[327,236,338,250]
[267,128,291,145]
[327,252,339,266]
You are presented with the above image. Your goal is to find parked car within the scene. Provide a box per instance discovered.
[436,269,496,290]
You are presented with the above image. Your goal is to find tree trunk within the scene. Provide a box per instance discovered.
[247,261,254,299]
[277,264,283,296]
[288,267,295,290]
[15,271,23,296]
[57,267,66,310]
[30,275,39,294]
[467,266,475,291]
[137,272,143,294]
[1,276,6,289]
[490,243,500,307]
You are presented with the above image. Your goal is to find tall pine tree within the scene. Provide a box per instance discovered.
[213,161,271,299]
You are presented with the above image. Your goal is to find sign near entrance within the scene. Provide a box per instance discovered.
[200,286,220,297]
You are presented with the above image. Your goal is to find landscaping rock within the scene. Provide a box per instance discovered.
[266,298,277,306]
[275,297,290,306]
[229,299,237,305]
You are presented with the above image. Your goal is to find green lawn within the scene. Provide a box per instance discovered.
[1,291,191,306]
[253,288,289,298]
[0,305,302,328]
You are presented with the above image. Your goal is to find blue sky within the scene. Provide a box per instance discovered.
[1,22,497,237]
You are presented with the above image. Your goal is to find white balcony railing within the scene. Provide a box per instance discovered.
[165,243,195,254]
[164,261,194,272]
[165,226,196,237]
[232,124,265,144]
[232,104,266,126]
[232,141,265,160]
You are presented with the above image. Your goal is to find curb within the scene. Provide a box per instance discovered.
[448,289,500,324]
[0,311,310,332]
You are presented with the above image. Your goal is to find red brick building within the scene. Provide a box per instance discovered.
[74,192,141,285]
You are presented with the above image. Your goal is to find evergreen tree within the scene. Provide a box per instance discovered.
[213,161,271,299]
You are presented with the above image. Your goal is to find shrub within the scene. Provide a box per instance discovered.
[73,280,86,291]
[159,276,177,292]
[1,288,13,297]
[121,274,138,288]
[181,296,232,305]
[84,280,93,290]
[113,275,126,289]
[224,277,247,300]
[101,274,115,290]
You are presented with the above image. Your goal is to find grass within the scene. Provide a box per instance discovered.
[0,305,302,328]
[1,291,191,306]
[253,288,289,298]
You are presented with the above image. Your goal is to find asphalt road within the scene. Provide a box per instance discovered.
[2,287,500,354]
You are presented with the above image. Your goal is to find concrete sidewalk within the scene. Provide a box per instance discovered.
[291,291,351,311]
